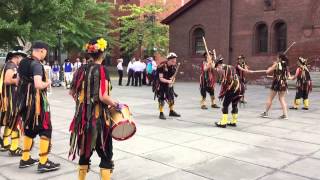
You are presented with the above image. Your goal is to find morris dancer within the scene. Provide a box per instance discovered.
[17,41,60,172]
[289,57,312,110]
[261,54,291,119]
[153,53,181,120]
[0,46,27,156]
[200,51,220,109]
[69,37,118,180]
[214,56,245,128]
[235,55,250,104]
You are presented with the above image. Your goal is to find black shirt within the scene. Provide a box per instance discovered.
[18,58,44,82]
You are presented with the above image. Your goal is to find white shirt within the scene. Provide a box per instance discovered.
[74,62,82,70]
[152,60,157,71]
[117,62,123,70]
[127,61,134,73]
[133,61,146,72]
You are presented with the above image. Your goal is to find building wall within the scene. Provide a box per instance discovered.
[166,0,320,80]
[168,0,230,80]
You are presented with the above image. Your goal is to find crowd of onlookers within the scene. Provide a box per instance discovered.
[116,57,157,87]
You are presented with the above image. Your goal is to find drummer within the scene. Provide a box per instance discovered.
[69,37,119,180]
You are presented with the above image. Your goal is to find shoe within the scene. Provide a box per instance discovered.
[169,111,181,117]
[9,147,23,157]
[0,145,10,152]
[159,112,166,120]
[302,107,309,110]
[240,100,247,104]
[279,115,288,120]
[201,105,208,110]
[227,122,237,127]
[211,104,220,108]
[215,122,227,128]
[19,158,39,168]
[260,112,269,118]
[37,160,61,173]
[289,107,298,110]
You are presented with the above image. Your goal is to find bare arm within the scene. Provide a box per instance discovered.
[99,79,117,107]
[237,65,252,73]
[34,75,50,90]
[159,73,172,84]
[4,69,18,85]
[266,63,277,74]
[289,68,300,80]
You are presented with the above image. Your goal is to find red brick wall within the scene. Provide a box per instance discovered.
[166,0,320,80]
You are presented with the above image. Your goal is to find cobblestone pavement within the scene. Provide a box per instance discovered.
[0,83,319,180]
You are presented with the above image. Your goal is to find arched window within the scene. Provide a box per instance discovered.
[193,28,205,55]
[256,23,268,53]
[274,22,287,53]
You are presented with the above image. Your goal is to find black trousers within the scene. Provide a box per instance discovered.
[147,73,153,85]
[134,71,142,86]
[142,70,147,85]
[118,70,123,85]
[127,69,134,86]
[222,90,241,114]
[79,132,113,169]
[295,89,309,100]
[200,84,215,99]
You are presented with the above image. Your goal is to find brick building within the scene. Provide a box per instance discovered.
[162,0,320,80]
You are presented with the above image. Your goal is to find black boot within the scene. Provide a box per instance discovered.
[159,112,166,120]
[169,110,181,117]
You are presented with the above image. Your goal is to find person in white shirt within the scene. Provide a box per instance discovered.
[133,59,145,86]
[73,58,82,71]
[126,58,135,86]
[117,58,124,86]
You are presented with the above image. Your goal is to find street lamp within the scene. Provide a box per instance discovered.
[57,29,63,64]
[138,33,143,59]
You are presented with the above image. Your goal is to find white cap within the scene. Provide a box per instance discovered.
[167,52,178,59]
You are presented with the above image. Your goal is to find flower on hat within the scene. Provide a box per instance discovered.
[97,38,107,51]
[85,38,108,53]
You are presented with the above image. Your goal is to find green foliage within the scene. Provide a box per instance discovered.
[0,0,113,51]
[116,4,169,58]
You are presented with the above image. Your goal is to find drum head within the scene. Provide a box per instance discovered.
[112,120,136,141]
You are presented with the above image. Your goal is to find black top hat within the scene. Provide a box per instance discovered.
[5,45,28,62]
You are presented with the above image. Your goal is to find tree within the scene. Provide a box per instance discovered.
[116,3,169,58]
[0,0,113,52]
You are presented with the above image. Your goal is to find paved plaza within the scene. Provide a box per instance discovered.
[0,82,320,180]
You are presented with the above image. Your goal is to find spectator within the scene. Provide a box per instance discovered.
[117,58,124,86]
[126,58,135,86]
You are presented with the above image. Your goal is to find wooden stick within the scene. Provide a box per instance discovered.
[284,42,296,54]
[251,70,267,73]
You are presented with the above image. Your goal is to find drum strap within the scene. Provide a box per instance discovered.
[100,66,106,96]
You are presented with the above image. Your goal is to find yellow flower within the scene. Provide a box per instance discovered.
[97,38,107,51]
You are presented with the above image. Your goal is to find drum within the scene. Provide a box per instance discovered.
[109,104,136,141]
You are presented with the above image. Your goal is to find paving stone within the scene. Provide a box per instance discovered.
[46,170,100,180]
[183,137,298,168]
[243,125,293,138]
[264,120,310,131]
[284,158,320,179]
[113,136,173,155]
[213,131,320,155]
[260,172,311,180]
[143,145,217,169]
[151,170,210,180]
[109,156,177,180]
[148,129,204,144]
[285,131,320,145]
[188,156,272,180]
